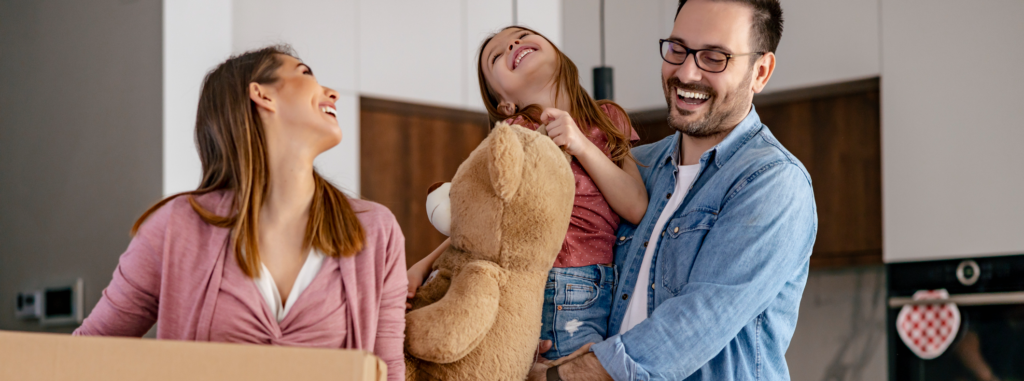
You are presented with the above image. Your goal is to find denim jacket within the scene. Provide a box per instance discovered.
[591,106,817,381]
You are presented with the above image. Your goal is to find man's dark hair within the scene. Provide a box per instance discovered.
[675,0,783,54]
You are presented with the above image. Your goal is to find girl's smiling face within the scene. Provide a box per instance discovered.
[480,27,559,112]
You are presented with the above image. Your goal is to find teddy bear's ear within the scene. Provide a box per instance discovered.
[488,122,524,202]
[427,181,447,195]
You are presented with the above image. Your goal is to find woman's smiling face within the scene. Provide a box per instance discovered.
[480,27,558,108]
[262,54,343,155]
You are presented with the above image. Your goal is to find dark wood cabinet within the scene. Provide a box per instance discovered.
[360,97,490,267]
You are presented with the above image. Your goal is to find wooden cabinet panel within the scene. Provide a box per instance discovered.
[627,78,883,268]
[360,97,489,268]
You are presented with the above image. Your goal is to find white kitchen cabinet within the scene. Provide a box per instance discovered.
[881,0,1024,262]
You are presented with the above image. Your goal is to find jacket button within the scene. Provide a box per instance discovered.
[619,236,626,241]
[643,241,649,247]
[661,231,665,237]
[651,283,656,289]
[557,306,562,310]
[673,227,679,233]
[622,294,629,300]
[666,193,672,199]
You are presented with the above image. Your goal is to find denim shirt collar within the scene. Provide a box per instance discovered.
[666,104,763,169]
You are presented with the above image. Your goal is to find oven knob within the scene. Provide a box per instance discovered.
[956,259,980,286]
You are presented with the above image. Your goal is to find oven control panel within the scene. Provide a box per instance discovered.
[889,254,1024,297]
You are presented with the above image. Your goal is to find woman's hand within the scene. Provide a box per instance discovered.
[541,108,595,157]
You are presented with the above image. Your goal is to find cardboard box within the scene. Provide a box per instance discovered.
[0,330,386,381]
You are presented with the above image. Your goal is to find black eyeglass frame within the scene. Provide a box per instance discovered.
[659,39,765,73]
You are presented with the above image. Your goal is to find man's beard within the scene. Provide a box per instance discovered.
[663,71,753,138]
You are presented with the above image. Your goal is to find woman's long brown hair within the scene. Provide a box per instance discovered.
[476,26,635,166]
[132,45,365,277]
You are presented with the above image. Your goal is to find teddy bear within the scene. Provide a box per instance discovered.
[405,122,575,381]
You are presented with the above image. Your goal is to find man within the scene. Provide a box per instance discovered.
[530,0,816,380]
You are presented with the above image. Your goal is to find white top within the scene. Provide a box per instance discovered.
[253,249,325,323]
[620,164,701,334]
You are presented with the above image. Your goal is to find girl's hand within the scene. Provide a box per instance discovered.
[407,262,430,309]
[406,238,451,309]
[541,108,594,157]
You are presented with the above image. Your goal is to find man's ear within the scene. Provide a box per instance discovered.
[751,52,776,94]
[249,82,275,113]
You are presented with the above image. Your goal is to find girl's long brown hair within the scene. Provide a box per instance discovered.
[132,45,365,277]
[477,26,635,166]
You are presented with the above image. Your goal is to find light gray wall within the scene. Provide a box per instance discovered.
[0,0,162,332]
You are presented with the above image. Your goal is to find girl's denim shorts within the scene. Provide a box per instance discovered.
[539,263,616,360]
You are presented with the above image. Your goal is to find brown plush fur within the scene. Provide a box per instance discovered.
[405,123,575,381]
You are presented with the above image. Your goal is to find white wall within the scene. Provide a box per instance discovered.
[465,0,515,110]
[163,0,557,195]
[765,0,880,93]
[562,0,677,111]
[517,0,564,55]
[233,0,360,193]
[881,0,1024,262]
[163,0,233,196]
[358,0,561,111]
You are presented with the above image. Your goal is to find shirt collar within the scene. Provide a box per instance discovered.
[666,104,763,169]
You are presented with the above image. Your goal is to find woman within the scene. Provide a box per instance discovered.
[74,45,406,379]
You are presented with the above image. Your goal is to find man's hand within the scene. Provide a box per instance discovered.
[526,343,612,381]
[526,362,552,381]
[534,340,554,363]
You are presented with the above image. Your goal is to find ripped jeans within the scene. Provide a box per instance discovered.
[539,264,616,360]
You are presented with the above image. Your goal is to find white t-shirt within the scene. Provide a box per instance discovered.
[253,249,325,323]
[619,164,701,334]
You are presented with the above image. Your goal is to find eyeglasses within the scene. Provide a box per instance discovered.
[659,39,764,73]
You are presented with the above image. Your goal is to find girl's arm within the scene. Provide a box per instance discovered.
[541,108,649,225]
[407,237,451,300]
[575,145,648,224]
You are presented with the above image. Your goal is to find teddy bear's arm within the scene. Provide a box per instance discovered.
[405,260,503,364]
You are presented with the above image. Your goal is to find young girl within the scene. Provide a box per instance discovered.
[407,26,648,360]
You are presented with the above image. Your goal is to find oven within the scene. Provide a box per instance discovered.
[888,254,1024,381]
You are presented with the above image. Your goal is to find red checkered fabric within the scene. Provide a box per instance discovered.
[896,289,961,359]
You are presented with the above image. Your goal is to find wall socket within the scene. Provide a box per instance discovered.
[15,290,43,319]
[15,278,84,326]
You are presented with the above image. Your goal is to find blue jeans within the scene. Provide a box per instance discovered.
[540,264,616,360]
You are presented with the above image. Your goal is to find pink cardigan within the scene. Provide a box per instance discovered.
[73,191,407,380]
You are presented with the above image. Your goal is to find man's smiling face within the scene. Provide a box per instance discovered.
[662,0,764,137]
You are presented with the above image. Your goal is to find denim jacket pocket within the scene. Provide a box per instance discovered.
[666,208,717,238]
[659,209,718,297]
